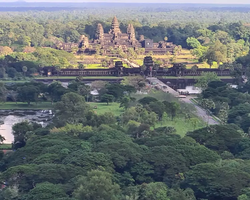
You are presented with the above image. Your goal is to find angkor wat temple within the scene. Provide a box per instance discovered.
[42,56,231,78]
[54,17,176,55]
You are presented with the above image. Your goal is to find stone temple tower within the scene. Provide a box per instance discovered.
[127,24,136,42]
[95,23,104,43]
[109,16,121,35]
[79,35,89,48]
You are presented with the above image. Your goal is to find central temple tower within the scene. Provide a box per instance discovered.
[109,16,121,36]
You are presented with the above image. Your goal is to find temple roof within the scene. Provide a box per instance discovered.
[111,16,121,34]
[112,16,119,25]
[96,23,104,40]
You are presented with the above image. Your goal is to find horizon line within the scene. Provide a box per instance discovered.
[0,1,249,5]
[1,2,250,5]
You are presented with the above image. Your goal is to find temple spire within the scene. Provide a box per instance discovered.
[110,16,121,35]
[96,23,104,41]
[127,24,136,41]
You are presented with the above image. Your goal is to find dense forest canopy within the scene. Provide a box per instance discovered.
[1,3,250,24]
[2,3,250,23]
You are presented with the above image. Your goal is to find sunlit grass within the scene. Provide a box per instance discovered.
[88,102,123,116]
[155,117,204,137]
[0,102,53,110]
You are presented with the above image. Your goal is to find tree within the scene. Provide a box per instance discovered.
[184,163,250,200]
[238,188,250,200]
[120,96,132,109]
[218,102,229,123]
[163,101,180,121]
[121,76,146,92]
[149,101,166,120]
[139,97,158,105]
[54,92,90,126]
[168,188,196,200]
[187,124,242,152]
[204,40,227,68]
[91,81,107,91]
[23,46,36,53]
[78,84,91,100]
[0,46,13,56]
[19,35,31,46]
[0,83,7,103]
[191,65,198,78]
[101,94,114,105]
[200,98,215,125]
[177,45,182,55]
[12,121,38,149]
[139,182,169,200]
[46,81,67,104]
[78,63,85,70]
[195,72,220,90]
[73,169,121,200]
[238,194,249,200]
[189,118,200,130]
[0,186,19,200]
[23,182,68,200]
[17,85,39,105]
[186,37,201,49]
[22,66,27,77]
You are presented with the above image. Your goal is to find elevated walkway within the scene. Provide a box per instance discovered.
[122,59,140,68]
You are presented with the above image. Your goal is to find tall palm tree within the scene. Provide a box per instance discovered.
[22,66,27,77]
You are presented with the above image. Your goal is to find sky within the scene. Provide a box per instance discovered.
[0,0,250,4]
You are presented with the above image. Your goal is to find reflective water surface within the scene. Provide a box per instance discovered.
[0,110,53,144]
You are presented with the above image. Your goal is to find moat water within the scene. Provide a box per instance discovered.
[0,110,53,144]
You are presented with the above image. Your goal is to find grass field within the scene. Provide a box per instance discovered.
[85,64,109,69]
[0,80,28,83]
[0,144,12,150]
[155,117,204,137]
[0,100,204,137]
[0,102,53,110]
[76,49,219,70]
[132,60,144,66]
[134,49,219,69]
[88,99,204,137]
[88,102,123,116]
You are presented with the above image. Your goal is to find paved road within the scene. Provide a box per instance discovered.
[147,77,219,125]
[181,97,219,125]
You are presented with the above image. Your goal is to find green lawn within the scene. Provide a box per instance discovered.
[155,117,204,137]
[0,101,204,137]
[0,144,12,150]
[87,102,204,137]
[0,80,29,83]
[88,102,124,116]
[0,102,53,110]
[133,60,143,65]
[85,64,109,69]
